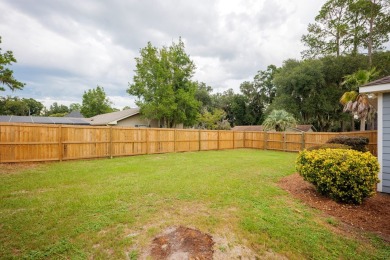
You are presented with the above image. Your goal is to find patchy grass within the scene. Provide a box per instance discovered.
[0,149,388,259]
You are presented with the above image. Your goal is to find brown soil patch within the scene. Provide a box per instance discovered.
[279,173,390,241]
[0,163,40,174]
[148,226,214,259]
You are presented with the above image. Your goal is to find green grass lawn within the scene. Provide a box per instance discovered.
[0,149,388,259]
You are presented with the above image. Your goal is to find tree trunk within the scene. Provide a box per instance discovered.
[360,117,366,131]
[336,32,340,57]
[352,17,359,56]
[368,1,375,68]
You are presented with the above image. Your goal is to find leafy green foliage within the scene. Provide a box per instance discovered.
[197,108,230,130]
[307,143,352,151]
[69,103,82,112]
[0,36,25,91]
[48,112,68,117]
[267,53,390,132]
[0,96,28,115]
[326,135,369,152]
[0,96,44,116]
[195,82,213,111]
[272,59,343,131]
[302,0,351,58]
[229,65,278,126]
[263,110,296,131]
[81,86,113,118]
[341,68,379,91]
[296,149,379,204]
[22,98,44,115]
[211,89,258,126]
[301,0,390,63]
[253,65,278,106]
[44,102,69,116]
[127,39,200,127]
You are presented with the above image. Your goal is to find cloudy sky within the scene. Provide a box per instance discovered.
[0,0,327,109]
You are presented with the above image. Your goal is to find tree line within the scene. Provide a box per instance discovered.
[127,0,390,131]
[0,86,116,118]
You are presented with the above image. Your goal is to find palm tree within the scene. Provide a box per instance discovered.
[340,68,378,131]
[263,110,297,132]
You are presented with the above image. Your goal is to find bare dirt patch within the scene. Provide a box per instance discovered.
[139,226,286,260]
[127,201,287,259]
[0,163,40,175]
[146,226,214,259]
[279,173,390,241]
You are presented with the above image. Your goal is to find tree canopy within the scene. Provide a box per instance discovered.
[266,53,390,132]
[69,103,82,112]
[0,96,44,116]
[81,86,114,118]
[301,0,390,66]
[127,39,200,127]
[0,36,25,92]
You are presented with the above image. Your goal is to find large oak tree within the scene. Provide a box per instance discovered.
[127,39,200,128]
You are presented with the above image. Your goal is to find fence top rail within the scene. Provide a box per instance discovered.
[0,122,61,128]
[198,129,230,133]
[0,122,378,135]
[61,124,111,129]
[304,130,377,135]
[0,122,113,129]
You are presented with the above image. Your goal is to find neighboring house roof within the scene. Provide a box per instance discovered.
[360,76,390,93]
[288,125,316,132]
[232,125,315,132]
[65,111,84,118]
[87,108,140,126]
[0,115,90,125]
[362,76,390,87]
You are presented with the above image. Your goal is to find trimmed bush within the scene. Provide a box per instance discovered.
[326,136,369,152]
[307,143,351,151]
[296,149,379,204]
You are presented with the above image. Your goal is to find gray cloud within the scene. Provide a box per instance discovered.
[1,0,329,109]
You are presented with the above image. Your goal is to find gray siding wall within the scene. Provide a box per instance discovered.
[383,93,390,193]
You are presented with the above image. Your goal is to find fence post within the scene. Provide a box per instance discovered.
[233,131,235,149]
[198,130,201,151]
[174,129,177,152]
[217,131,220,150]
[146,129,149,154]
[264,132,268,150]
[110,126,113,159]
[58,125,62,162]
[301,132,305,151]
[243,131,247,148]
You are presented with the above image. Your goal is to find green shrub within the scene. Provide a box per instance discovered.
[307,143,351,151]
[326,136,369,152]
[296,149,379,204]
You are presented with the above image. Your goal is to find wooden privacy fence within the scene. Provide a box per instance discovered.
[0,123,377,163]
